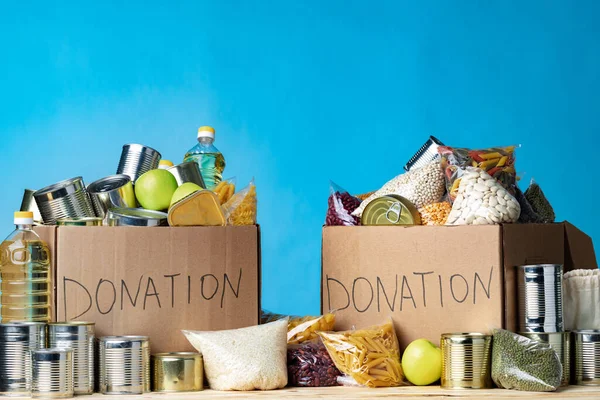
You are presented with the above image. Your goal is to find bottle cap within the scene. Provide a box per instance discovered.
[158,160,174,169]
[14,211,34,225]
[197,126,215,139]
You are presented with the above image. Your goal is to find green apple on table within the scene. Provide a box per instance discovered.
[401,338,442,386]
[134,169,178,211]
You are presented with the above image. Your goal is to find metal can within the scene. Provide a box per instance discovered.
[167,161,206,188]
[33,177,96,225]
[48,322,95,395]
[441,333,492,389]
[517,264,564,333]
[361,195,421,225]
[0,322,47,395]
[106,207,168,227]
[116,144,161,183]
[520,332,570,386]
[151,352,203,392]
[20,189,43,224]
[574,330,600,385]
[404,135,444,172]
[98,336,150,394]
[87,174,137,219]
[31,348,74,399]
[56,217,103,227]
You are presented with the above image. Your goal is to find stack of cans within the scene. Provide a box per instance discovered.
[516,264,570,386]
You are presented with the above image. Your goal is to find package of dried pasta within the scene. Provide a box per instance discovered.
[223,179,257,225]
[261,309,335,344]
[317,319,405,387]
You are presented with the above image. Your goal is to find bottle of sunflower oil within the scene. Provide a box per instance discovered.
[183,126,226,190]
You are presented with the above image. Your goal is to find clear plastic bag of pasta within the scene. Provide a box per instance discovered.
[261,309,335,344]
[317,319,405,387]
[223,178,257,225]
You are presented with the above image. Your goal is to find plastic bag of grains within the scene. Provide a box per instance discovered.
[352,161,445,218]
[261,309,336,344]
[524,178,555,223]
[183,319,288,390]
[325,181,361,226]
[491,329,562,392]
[287,341,341,387]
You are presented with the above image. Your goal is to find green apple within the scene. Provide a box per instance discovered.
[401,338,442,386]
[134,169,178,211]
[170,182,202,207]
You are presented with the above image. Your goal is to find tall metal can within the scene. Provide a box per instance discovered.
[0,322,47,395]
[441,333,492,389]
[31,348,74,399]
[48,322,95,395]
[517,264,564,333]
[520,331,570,386]
[116,144,161,183]
[151,352,203,392]
[574,330,600,386]
[98,336,150,394]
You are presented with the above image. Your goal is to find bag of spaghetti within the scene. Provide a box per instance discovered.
[317,319,405,387]
[223,178,257,225]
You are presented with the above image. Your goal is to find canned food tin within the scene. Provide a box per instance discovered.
[517,264,564,333]
[87,174,137,219]
[106,207,168,227]
[0,322,47,396]
[520,332,570,386]
[20,189,43,224]
[441,333,492,389]
[56,217,103,227]
[99,336,150,394]
[167,161,206,188]
[404,135,445,172]
[48,322,95,395]
[574,330,600,385]
[151,352,203,392]
[33,177,96,225]
[361,195,421,225]
[116,144,161,183]
[31,348,73,399]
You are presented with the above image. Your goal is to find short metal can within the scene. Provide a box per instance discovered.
[48,322,95,395]
[151,352,203,392]
[441,333,492,389]
[33,177,96,225]
[31,348,74,399]
[98,336,150,394]
[87,174,137,219]
[574,330,600,386]
[361,195,421,225]
[520,331,570,386]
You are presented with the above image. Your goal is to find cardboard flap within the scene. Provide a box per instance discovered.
[564,221,598,270]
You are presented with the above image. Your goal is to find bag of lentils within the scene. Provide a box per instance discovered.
[491,329,562,392]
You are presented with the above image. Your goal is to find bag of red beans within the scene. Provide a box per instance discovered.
[325,181,361,226]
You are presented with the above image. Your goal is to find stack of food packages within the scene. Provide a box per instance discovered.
[326,137,555,227]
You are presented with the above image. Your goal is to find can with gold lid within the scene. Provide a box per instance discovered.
[361,195,421,225]
[441,332,492,389]
[151,352,203,392]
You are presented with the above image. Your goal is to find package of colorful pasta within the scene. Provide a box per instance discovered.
[317,319,405,387]
[223,178,257,225]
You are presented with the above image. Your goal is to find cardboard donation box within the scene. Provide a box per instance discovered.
[37,225,260,353]
[322,223,597,350]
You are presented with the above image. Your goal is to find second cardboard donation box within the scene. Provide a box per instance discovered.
[40,225,260,353]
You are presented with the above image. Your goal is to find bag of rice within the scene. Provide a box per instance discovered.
[183,319,288,390]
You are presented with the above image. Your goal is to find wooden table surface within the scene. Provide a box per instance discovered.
[25,386,600,399]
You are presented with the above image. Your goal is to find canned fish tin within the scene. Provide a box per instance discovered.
[0,322,47,395]
[99,336,150,394]
[117,144,161,183]
[20,189,43,224]
[520,332,570,386]
[33,177,96,225]
[167,161,206,188]
[517,264,564,333]
[361,195,421,225]
[151,352,203,392]
[574,330,600,385]
[87,174,136,219]
[48,322,95,395]
[56,217,103,227]
[31,348,74,399]
[106,207,168,227]
[441,333,492,389]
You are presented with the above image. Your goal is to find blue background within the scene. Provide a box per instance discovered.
[1,1,598,316]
